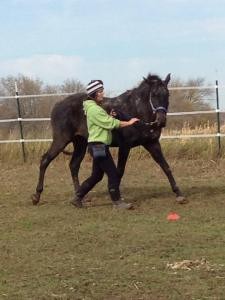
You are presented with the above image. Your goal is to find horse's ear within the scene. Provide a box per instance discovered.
[164,73,171,86]
[143,77,148,83]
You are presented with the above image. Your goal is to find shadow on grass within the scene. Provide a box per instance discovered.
[29,181,225,209]
[120,183,225,203]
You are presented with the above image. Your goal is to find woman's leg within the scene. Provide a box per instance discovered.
[71,158,104,207]
[98,148,133,209]
[97,148,121,201]
[72,147,132,209]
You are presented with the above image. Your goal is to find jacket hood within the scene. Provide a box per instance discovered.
[83,100,96,115]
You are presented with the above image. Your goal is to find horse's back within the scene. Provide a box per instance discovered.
[51,92,87,139]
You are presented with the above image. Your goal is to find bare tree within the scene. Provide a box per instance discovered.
[60,78,85,93]
[168,77,214,129]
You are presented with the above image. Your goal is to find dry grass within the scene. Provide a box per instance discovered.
[1,158,225,299]
[1,123,225,163]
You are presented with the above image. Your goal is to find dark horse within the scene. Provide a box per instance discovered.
[32,73,186,205]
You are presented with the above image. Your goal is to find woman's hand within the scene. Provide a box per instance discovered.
[119,118,140,128]
[128,118,140,125]
[110,109,117,118]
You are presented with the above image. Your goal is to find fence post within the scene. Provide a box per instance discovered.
[215,80,221,156]
[15,82,26,162]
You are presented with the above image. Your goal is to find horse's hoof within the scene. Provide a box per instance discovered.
[83,196,92,203]
[176,196,188,204]
[31,194,40,205]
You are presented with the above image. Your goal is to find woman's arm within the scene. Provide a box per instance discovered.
[119,118,139,128]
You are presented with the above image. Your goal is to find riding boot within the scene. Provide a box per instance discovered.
[113,200,133,209]
[70,180,95,208]
[109,188,133,210]
[70,194,83,208]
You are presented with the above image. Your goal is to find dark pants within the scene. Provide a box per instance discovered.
[76,144,121,202]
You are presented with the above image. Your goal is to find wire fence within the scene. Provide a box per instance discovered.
[0,81,225,161]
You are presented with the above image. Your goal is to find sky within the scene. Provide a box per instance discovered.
[0,0,225,97]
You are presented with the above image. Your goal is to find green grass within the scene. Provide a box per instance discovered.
[1,158,225,299]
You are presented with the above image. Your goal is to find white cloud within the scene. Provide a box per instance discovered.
[201,18,225,35]
[0,54,169,92]
[0,54,84,83]
[0,53,222,95]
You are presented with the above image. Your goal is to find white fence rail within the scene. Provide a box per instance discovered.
[0,109,224,127]
[0,84,224,146]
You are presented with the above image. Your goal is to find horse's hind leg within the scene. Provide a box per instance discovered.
[69,136,87,192]
[31,137,70,205]
[143,141,187,204]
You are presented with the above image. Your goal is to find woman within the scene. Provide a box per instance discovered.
[71,80,139,209]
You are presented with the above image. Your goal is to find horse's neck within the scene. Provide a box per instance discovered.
[101,98,114,113]
[103,89,151,119]
[103,94,130,111]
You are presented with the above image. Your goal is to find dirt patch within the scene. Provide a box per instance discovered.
[167,258,211,271]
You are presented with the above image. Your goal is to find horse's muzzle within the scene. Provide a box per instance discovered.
[156,111,167,128]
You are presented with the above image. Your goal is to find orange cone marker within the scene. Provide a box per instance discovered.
[167,212,180,221]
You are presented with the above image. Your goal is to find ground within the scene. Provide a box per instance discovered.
[0,156,225,300]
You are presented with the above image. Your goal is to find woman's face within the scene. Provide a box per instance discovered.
[95,89,104,103]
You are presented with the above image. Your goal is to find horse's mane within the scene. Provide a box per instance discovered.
[138,74,163,88]
[124,74,162,98]
[117,74,163,99]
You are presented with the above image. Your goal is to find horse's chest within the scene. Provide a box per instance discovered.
[122,127,161,144]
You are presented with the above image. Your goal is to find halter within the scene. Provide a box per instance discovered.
[149,92,167,114]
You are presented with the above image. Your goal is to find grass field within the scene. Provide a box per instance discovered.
[1,156,225,299]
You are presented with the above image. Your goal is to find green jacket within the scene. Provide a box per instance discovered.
[83,100,120,145]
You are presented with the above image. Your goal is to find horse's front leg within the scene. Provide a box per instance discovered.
[117,146,130,181]
[143,141,187,204]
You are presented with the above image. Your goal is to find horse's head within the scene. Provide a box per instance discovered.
[143,73,170,128]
